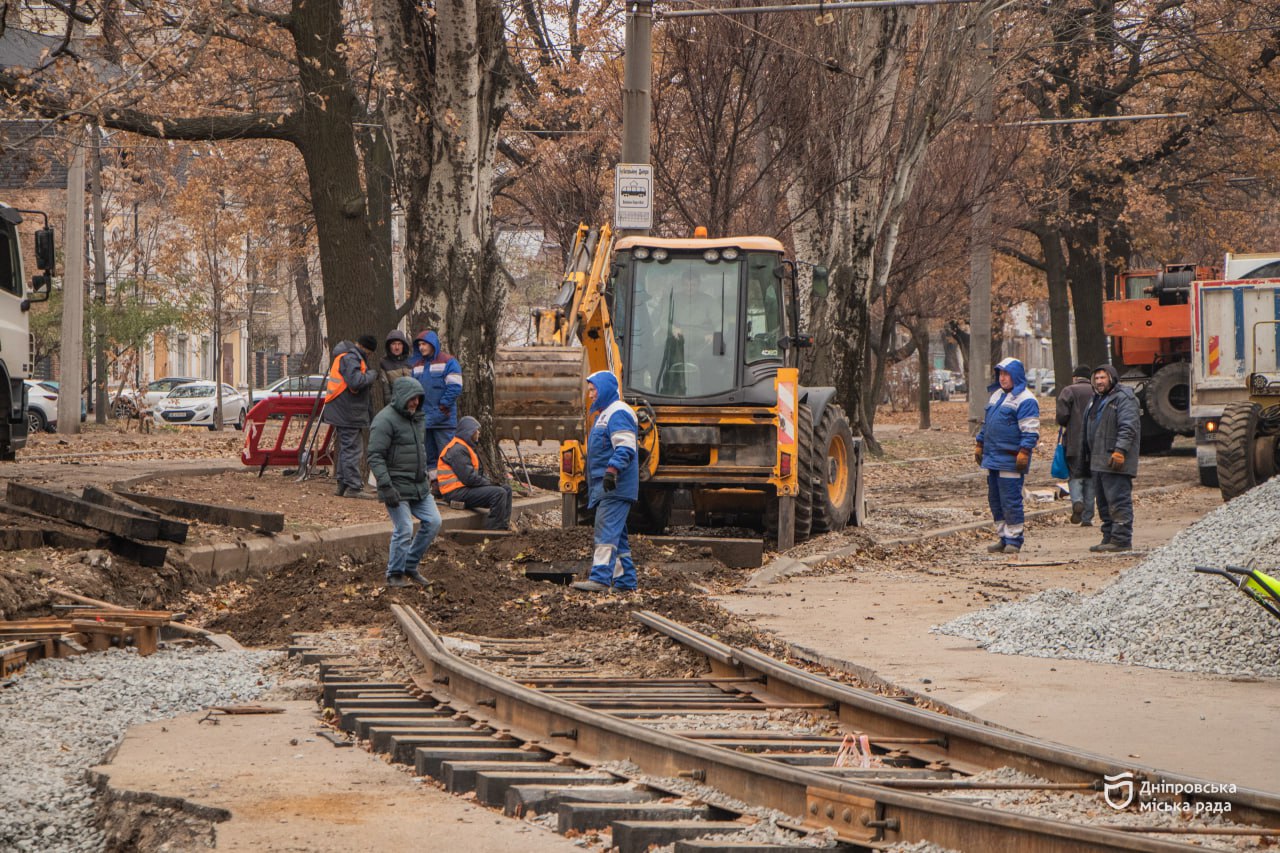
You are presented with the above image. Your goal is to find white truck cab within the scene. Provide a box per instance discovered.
[0,203,55,460]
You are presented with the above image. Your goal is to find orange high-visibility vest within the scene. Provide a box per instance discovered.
[436,436,478,495]
[324,351,367,403]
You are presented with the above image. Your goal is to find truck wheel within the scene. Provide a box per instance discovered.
[765,404,814,544]
[1217,401,1269,501]
[810,403,857,534]
[1145,362,1194,435]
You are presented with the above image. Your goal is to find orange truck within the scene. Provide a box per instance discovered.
[1102,263,1218,454]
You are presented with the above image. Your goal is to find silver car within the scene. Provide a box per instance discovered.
[154,382,249,430]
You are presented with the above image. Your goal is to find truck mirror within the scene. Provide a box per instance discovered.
[812,266,829,298]
[34,226,55,272]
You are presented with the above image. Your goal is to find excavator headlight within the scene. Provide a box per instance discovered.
[702,249,720,263]
[633,247,650,260]
[721,248,739,260]
[561,448,576,475]
[652,249,669,261]
[779,452,792,478]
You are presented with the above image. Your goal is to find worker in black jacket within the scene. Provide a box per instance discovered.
[436,416,512,530]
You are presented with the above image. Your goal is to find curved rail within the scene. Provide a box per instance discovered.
[391,603,1213,852]
[633,610,1280,828]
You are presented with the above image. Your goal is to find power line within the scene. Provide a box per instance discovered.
[1000,112,1190,127]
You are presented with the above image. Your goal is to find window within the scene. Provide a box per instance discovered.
[0,226,19,296]
[626,257,741,399]
[744,257,783,364]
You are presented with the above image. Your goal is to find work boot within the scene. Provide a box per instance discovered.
[1070,502,1084,524]
[385,575,410,588]
[571,580,610,592]
[1088,540,1113,552]
[335,483,348,497]
[1093,542,1129,553]
[405,571,432,588]
[1003,544,1021,555]
[987,541,1008,553]
[342,489,375,500]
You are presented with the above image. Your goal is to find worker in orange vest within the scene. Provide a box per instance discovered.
[322,335,379,497]
[437,416,512,530]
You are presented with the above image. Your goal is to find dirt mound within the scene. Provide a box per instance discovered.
[190,528,756,646]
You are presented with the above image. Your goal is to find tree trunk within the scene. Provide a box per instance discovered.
[290,224,325,372]
[290,0,396,347]
[914,320,931,430]
[1064,228,1109,368]
[369,0,511,472]
[1037,225,1074,390]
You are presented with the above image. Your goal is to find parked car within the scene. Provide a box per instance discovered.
[112,376,201,417]
[929,370,956,402]
[23,379,58,433]
[27,380,87,429]
[154,382,248,430]
[250,374,326,405]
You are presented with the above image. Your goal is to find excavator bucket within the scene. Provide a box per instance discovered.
[492,346,586,444]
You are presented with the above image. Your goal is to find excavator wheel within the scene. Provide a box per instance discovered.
[1216,401,1277,501]
[765,404,814,545]
[1145,362,1194,435]
[810,403,858,533]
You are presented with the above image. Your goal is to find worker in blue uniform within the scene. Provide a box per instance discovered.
[572,370,640,592]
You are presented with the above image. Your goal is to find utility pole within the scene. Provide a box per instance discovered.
[58,137,86,434]
[618,0,653,238]
[90,126,108,424]
[967,12,994,434]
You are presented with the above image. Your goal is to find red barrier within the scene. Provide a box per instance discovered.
[240,396,335,468]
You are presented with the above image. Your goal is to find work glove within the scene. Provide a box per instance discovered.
[1015,449,1031,473]
[377,483,401,508]
[603,467,618,492]
[974,443,984,466]
[1109,451,1126,471]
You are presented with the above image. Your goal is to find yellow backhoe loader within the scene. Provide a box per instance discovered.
[494,224,864,548]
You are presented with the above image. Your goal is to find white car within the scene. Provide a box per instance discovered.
[250,374,326,405]
[154,382,248,430]
[23,379,58,433]
[113,376,201,417]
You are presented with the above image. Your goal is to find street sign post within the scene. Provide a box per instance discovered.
[615,164,653,231]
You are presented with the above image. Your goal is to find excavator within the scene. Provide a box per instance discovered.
[493,224,864,549]
[1102,263,1217,454]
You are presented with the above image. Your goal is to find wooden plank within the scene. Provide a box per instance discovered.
[81,487,189,543]
[48,589,245,651]
[115,489,285,533]
[6,483,161,540]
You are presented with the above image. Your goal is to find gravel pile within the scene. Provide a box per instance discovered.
[0,646,277,852]
[936,478,1280,677]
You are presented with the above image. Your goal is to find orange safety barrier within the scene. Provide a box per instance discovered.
[241,396,335,469]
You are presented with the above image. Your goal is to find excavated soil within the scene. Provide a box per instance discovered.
[185,527,760,647]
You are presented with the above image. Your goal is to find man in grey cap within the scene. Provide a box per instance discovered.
[435,416,513,530]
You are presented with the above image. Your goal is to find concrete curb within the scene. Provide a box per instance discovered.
[169,493,561,586]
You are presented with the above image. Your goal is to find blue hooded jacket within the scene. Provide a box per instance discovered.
[975,357,1040,472]
[585,370,639,506]
[410,330,463,429]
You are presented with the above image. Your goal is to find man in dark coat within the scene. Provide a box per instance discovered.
[1084,364,1141,552]
[1056,365,1097,525]
[368,376,441,587]
[321,335,379,497]
[371,329,414,413]
[436,416,512,530]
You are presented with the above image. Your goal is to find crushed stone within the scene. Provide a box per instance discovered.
[935,477,1280,677]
